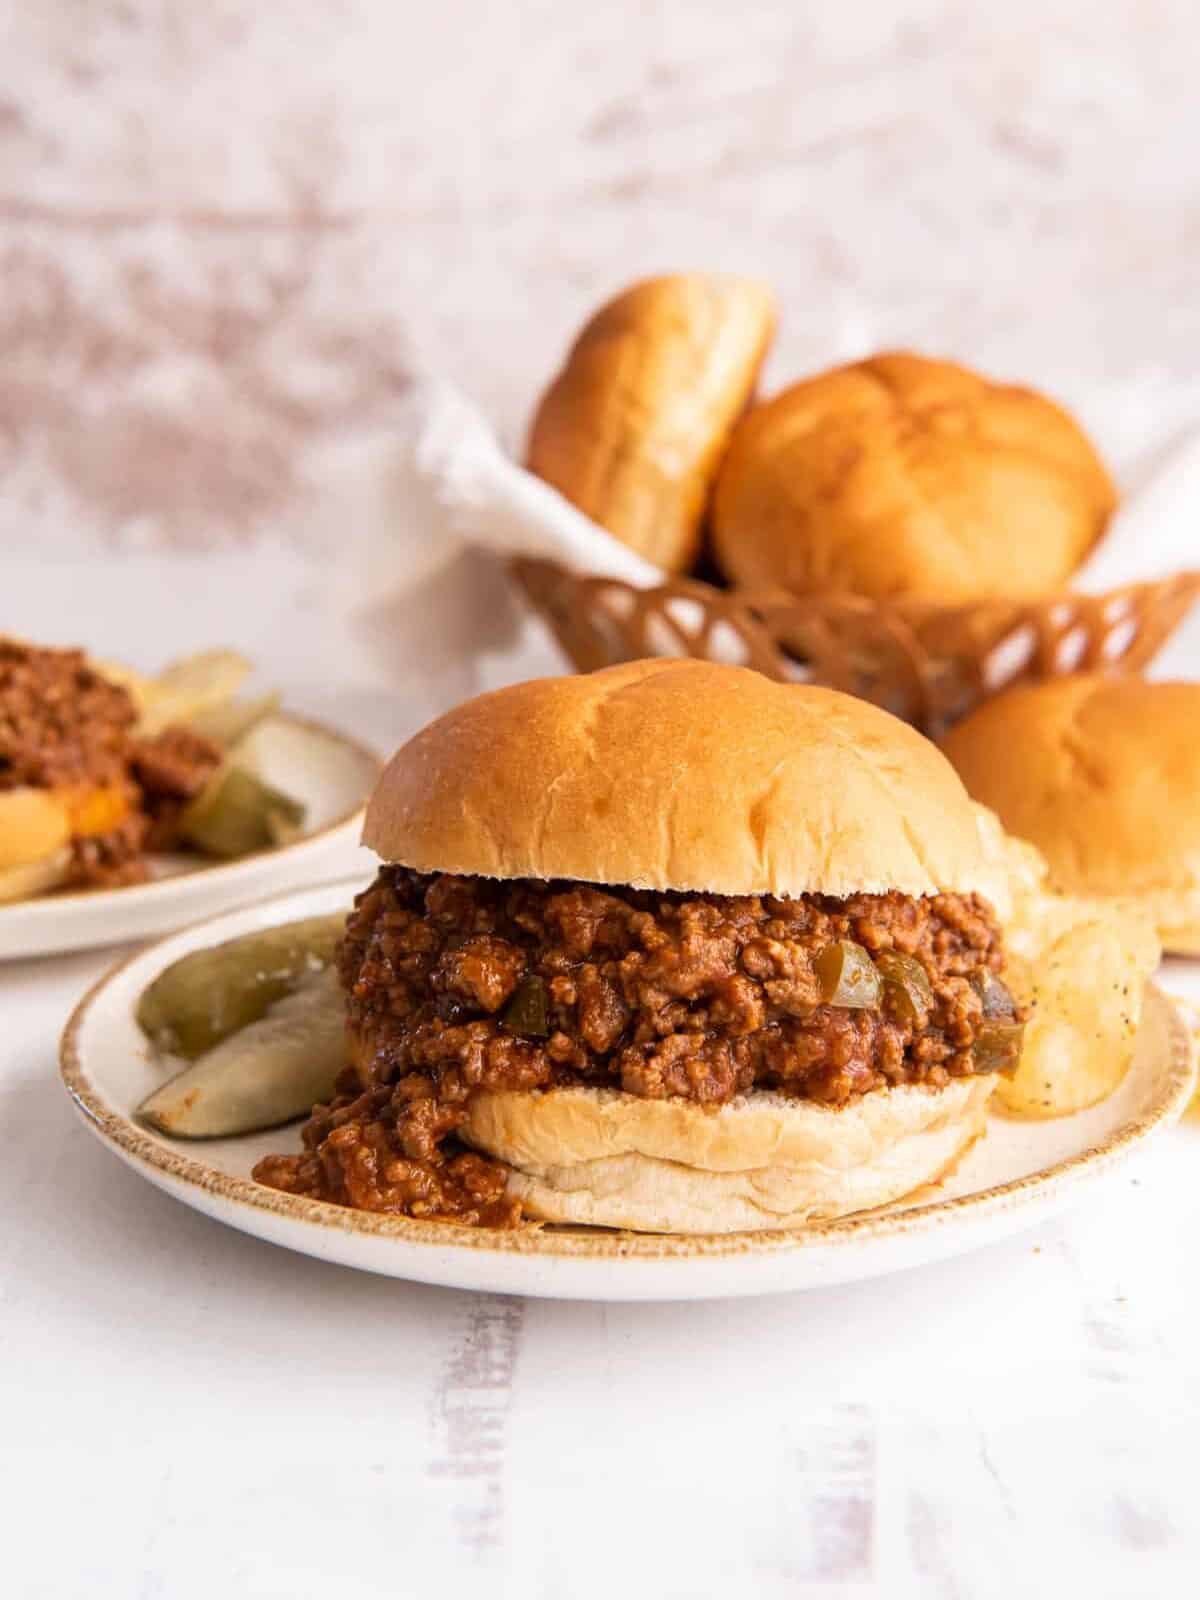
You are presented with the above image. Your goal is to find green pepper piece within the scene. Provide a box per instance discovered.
[971,971,1018,1020]
[815,940,882,1009]
[179,765,307,860]
[974,1018,1025,1075]
[876,950,934,1024]
[500,975,550,1037]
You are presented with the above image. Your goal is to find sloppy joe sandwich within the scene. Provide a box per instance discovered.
[943,674,1200,955]
[711,351,1115,602]
[254,659,1034,1233]
[0,639,222,894]
[0,638,303,901]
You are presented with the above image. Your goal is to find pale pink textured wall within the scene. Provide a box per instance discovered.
[2,2,1198,555]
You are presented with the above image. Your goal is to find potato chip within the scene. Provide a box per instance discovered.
[971,802,1051,928]
[1161,994,1200,1118]
[188,688,281,748]
[136,650,253,736]
[972,803,1162,1117]
[996,905,1160,1118]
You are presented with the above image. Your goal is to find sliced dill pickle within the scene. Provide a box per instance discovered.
[815,940,882,1009]
[876,950,934,1024]
[138,968,345,1138]
[136,913,344,1058]
[179,764,306,859]
[500,974,550,1036]
[974,1018,1025,1075]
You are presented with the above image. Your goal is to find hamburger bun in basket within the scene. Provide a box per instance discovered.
[711,351,1116,603]
[526,275,776,575]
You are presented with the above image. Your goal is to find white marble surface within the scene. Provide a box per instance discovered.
[0,667,1198,1598]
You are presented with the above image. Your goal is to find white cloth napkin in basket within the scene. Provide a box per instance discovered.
[362,376,1200,690]
[386,376,1200,587]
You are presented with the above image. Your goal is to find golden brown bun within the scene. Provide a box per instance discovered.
[0,781,132,901]
[0,788,71,872]
[712,351,1116,602]
[942,675,1200,953]
[362,659,987,898]
[526,274,776,573]
[461,1078,995,1233]
[0,781,131,865]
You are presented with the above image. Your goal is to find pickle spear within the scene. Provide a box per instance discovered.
[136,913,344,1058]
[138,968,346,1138]
[179,765,306,859]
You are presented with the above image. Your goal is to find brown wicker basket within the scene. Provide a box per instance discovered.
[512,559,1200,737]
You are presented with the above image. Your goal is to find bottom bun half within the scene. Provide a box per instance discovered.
[460,1077,996,1234]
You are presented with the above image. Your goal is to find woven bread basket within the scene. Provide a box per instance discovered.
[512,559,1200,738]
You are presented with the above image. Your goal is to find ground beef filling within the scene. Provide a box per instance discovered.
[132,726,226,854]
[253,869,1015,1228]
[0,640,222,887]
[0,639,137,792]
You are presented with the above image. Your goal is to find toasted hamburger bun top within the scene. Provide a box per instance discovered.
[712,350,1115,603]
[941,674,1200,947]
[363,659,986,898]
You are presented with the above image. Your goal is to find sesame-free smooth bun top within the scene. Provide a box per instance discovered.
[363,660,986,897]
[942,674,1200,908]
[711,351,1115,602]
[526,274,776,575]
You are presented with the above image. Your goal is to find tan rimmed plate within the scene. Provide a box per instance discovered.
[60,880,1196,1302]
[0,715,380,959]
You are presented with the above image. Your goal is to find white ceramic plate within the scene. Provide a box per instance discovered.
[61,880,1196,1302]
[0,716,380,960]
